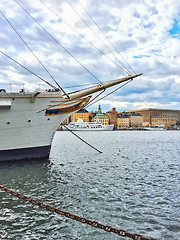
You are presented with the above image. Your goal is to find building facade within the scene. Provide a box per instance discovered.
[63,107,180,128]
[92,105,109,125]
[117,112,142,128]
[151,116,177,127]
[62,116,71,125]
[117,115,130,128]
[129,114,143,127]
[70,108,89,122]
[106,107,118,128]
[93,113,109,125]
[128,109,180,127]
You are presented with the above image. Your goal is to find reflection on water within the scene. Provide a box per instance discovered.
[0,131,180,239]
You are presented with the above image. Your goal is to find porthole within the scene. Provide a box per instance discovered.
[47,118,50,121]
[28,120,31,122]
[6,121,10,125]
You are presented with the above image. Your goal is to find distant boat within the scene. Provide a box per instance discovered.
[143,126,167,131]
[62,118,114,131]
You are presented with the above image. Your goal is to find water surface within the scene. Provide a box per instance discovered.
[0,131,180,239]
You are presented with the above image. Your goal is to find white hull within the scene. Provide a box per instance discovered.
[143,127,167,131]
[63,125,114,131]
[0,90,89,161]
[62,119,114,131]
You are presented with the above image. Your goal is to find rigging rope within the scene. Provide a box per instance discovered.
[14,0,102,85]
[62,125,102,154]
[0,50,57,90]
[0,184,156,240]
[83,88,105,108]
[64,0,131,75]
[63,78,129,89]
[85,79,133,108]
[39,0,130,74]
[0,10,69,98]
[63,82,98,89]
[77,0,136,75]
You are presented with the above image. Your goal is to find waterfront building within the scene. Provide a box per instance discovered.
[88,111,95,122]
[93,113,109,125]
[92,105,109,125]
[117,114,130,128]
[151,116,177,127]
[117,112,142,128]
[70,108,89,122]
[62,116,71,125]
[129,113,143,127]
[127,109,180,127]
[63,108,180,129]
[106,107,118,128]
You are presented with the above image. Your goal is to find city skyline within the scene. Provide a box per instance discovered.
[68,106,180,128]
[85,105,180,114]
[0,0,180,112]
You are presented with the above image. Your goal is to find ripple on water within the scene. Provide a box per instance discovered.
[0,131,180,239]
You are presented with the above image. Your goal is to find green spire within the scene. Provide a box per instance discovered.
[98,105,102,113]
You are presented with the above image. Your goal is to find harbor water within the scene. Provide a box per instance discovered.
[0,131,180,240]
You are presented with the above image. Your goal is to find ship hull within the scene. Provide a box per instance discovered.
[0,91,90,161]
[0,145,50,161]
[63,125,114,131]
[62,119,114,131]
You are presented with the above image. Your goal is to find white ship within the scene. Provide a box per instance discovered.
[143,126,167,131]
[0,74,141,161]
[62,118,114,131]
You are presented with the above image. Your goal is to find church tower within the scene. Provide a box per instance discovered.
[97,105,102,113]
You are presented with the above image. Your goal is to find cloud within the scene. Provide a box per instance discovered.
[0,0,180,111]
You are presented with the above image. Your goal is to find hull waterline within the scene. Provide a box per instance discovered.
[0,145,51,161]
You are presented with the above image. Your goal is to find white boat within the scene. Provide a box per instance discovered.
[62,118,114,131]
[143,126,167,131]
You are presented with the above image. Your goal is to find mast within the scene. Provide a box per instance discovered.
[65,74,142,100]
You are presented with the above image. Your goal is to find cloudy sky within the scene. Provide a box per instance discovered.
[0,0,180,112]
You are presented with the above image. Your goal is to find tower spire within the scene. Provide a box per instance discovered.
[98,105,102,113]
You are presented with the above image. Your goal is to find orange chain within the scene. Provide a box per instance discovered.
[0,185,156,240]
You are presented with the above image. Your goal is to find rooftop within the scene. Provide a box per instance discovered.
[94,113,108,118]
[125,108,180,112]
[76,108,88,113]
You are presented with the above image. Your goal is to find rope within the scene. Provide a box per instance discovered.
[0,10,69,98]
[77,0,136,75]
[0,50,57,90]
[64,0,131,75]
[83,88,105,108]
[39,0,130,74]
[14,0,102,85]
[86,79,133,108]
[62,125,102,154]
[0,185,156,240]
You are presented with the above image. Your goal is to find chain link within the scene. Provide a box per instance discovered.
[0,185,156,240]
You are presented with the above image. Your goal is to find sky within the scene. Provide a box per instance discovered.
[0,0,180,112]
